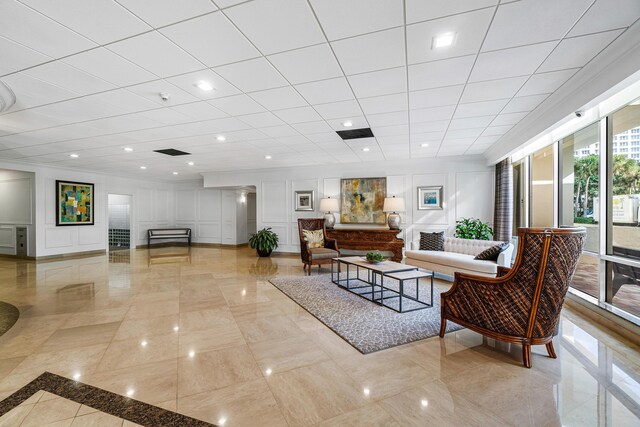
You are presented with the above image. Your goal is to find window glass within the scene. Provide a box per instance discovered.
[531,145,554,227]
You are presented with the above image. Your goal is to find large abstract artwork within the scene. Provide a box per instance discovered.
[56,180,94,226]
[340,178,386,224]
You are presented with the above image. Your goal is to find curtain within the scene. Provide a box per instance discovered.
[494,158,513,242]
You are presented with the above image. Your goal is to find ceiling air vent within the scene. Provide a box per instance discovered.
[153,149,191,156]
[336,127,374,140]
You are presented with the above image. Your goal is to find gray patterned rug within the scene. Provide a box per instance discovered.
[269,275,462,354]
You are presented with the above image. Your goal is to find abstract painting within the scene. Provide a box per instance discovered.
[340,178,386,224]
[56,180,94,225]
[417,186,443,210]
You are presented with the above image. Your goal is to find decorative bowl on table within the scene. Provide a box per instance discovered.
[365,251,385,264]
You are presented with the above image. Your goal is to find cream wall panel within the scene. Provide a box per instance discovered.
[261,181,287,223]
[44,228,73,248]
[175,189,197,221]
[456,171,494,223]
[137,189,153,222]
[77,226,104,246]
[0,178,32,224]
[0,227,14,248]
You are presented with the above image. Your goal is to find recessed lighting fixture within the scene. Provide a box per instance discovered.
[421,143,429,148]
[187,161,194,166]
[123,147,133,152]
[140,166,147,170]
[265,155,272,160]
[342,121,353,127]
[173,172,179,175]
[69,153,79,158]
[362,147,370,152]
[196,80,214,91]
[216,135,226,142]
[433,32,456,49]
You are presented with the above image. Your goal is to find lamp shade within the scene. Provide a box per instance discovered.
[319,197,339,213]
[383,196,405,212]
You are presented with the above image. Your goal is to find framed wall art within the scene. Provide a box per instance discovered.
[417,186,443,210]
[294,190,314,211]
[340,177,386,224]
[56,180,94,225]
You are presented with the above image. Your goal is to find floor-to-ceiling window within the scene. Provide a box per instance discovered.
[531,145,555,227]
[512,159,527,237]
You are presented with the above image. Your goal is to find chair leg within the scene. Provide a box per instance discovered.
[522,344,532,368]
[546,341,557,359]
[439,319,447,338]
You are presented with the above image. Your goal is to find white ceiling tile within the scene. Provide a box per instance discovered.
[63,48,157,86]
[501,94,548,114]
[470,42,556,82]
[268,44,342,85]
[117,0,218,27]
[517,69,578,96]
[482,125,513,136]
[406,0,498,24]
[139,108,192,125]
[408,55,475,91]
[0,36,51,75]
[407,8,494,64]
[21,0,151,44]
[88,89,160,114]
[441,137,475,146]
[482,0,592,51]
[309,0,403,41]
[366,111,407,127]
[165,70,241,100]
[454,99,508,118]
[225,0,324,55]
[445,128,484,139]
[410,120,448,133]
[295,77,354,104]
[170,102,228,121]
[0,1,96,58]
[332,27,405,75]
[108,32,203,77]
[538,30,623,73]
[348,67,406,98]
[460,76,527,103]
[209,94,266,116]
[474,135,502,145]
[208,117,252,133]
[127,80,199,106]
[258,125,300,138]
[273,106,322,124]
[409,85,464,109]
[250,86,308,110]
[306,132,342,143]
[3,72,79,110]
[22,61,116,96]
[359,93,407,115]
[448,116,495,130]
[569,0,640,37]
[292,121,334,134]
[326,116,368,130]
[238,112,284,128]
[491,112,528,126]
[410,105,456,123]
[410,133,445,145]
[372,124,409,136]
[160,12,259,68]
[313,100,362,120]
[377,135,409,145]
[214,58,287,92]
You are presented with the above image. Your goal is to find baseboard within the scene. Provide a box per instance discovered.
[135,242,250,249]
[0,254,35,260]
[35,249,106,261]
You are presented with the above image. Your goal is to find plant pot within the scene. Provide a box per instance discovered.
[257,249,272,257]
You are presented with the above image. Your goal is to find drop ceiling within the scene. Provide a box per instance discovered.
[0,0,639,180]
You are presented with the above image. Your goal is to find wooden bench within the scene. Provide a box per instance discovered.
[147,228,191,248]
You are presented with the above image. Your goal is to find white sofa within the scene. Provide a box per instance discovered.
[405,236,514,277]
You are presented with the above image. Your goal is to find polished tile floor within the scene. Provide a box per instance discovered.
[0,246,639,426]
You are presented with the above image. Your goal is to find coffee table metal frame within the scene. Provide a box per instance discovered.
[330,257,434,313]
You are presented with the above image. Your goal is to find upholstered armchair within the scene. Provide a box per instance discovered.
[297,218,339,275]
[439,227,586,368]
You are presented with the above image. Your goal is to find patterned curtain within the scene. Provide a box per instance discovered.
[494,158,513,242]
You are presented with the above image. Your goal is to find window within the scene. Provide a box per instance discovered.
[512,159,527,236]
[531,145,554,227]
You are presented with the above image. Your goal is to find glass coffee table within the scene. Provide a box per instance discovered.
[331,256,434,313]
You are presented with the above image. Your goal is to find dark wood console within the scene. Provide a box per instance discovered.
[325,228,404,262]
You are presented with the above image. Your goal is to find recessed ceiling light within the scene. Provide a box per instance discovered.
[140,166,147,170]
[124,147,133,152]
[216,135,226,142]
[69,153,79,158]
[342,121,353,127]
[265,155,272,159]
[433,32,456,49]
[173,171,179,175]
[362,147,370,152]
[187,161,194,166]
[196,80,214,91]
[421,143,429,148]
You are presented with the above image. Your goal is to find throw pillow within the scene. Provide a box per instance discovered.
[302,229,324,248]
[419,231,445,251]
[474,242,510,261]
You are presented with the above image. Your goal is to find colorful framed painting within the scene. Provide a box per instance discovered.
[340,178,386,224]
[56,180,94,225]
[295,190,314,211]
[417,186,443,210]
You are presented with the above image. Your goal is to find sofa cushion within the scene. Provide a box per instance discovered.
[308,247,338,260]
[405,250,498,274]
[443,237,496,256]
[475,242,510,261]
[419,231,444,251]
[302,229,324,248]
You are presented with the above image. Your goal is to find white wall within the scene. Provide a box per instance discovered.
[0,169,35,256]
[202,156,495,253]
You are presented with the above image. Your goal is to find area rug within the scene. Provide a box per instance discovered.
[269,275,462,354]
[0,301,19,337]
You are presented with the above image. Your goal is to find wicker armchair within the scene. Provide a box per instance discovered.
[439,227,586,368]
[297,218,339,275]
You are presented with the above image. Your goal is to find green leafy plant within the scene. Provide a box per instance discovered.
[573,216,594,224]
[365,251,384,263]
[455,218,494,240]
[249,227,279,257]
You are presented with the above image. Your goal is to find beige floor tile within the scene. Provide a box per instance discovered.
[62,307,129,329]
[20,396,80,427]
[39,322,120,352]
[178,307,236,333]
[95,333,178,372]
[315,403,401,427]
[229,301,287,323]
[178,324,246,356]
[236,314,305,344]
[124,300,179,320]
[113,314,180,342]
[69,411,124,426]
[0,403,34,426]
[248,334,330,374]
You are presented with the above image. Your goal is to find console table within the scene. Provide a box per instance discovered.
[325,228,404,262]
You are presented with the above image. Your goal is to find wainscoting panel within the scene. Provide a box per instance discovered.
[261,181,287,223]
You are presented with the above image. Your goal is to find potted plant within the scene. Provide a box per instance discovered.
[455,218,494,240]
[249,227,279,257]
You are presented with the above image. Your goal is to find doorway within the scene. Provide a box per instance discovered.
[108,194,132,251]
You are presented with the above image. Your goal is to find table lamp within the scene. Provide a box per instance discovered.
[319,197,339,229]
[383,196,405,230]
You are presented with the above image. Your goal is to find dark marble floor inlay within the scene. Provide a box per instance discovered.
[0,301,19,337]
[0,372,215,426]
